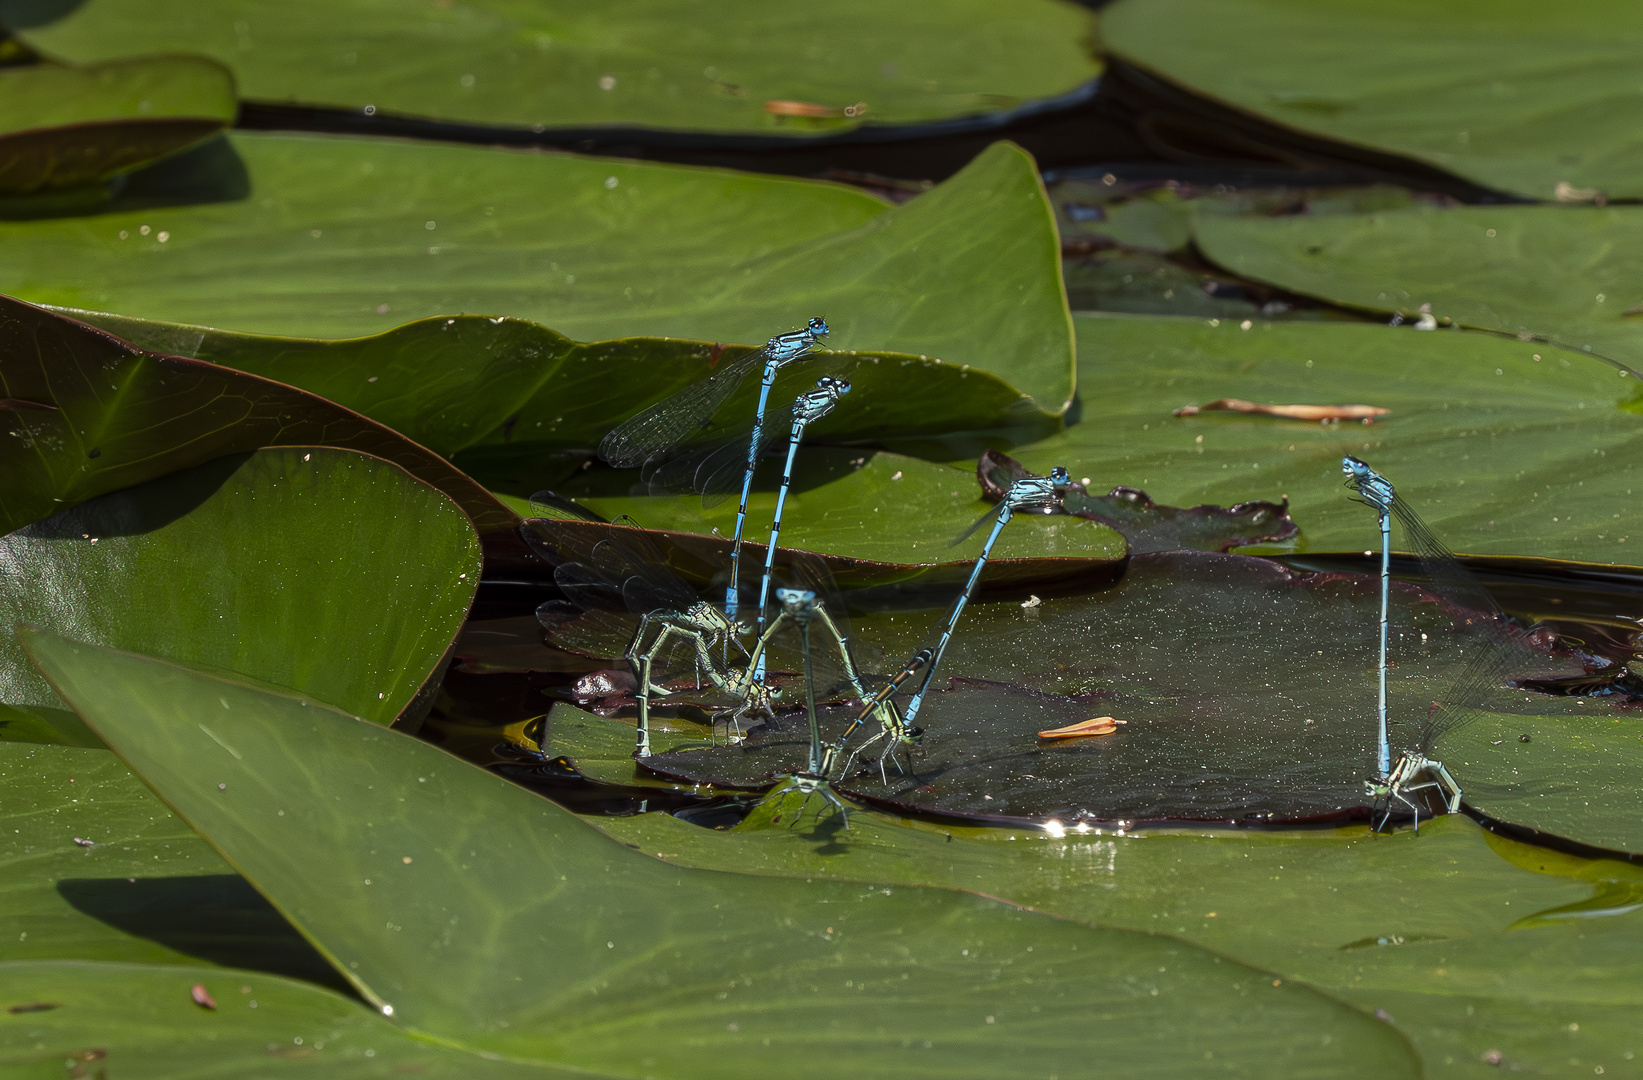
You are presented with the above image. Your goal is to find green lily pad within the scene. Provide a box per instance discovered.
[1439,709,1643,856]
[1194,203,1643,375]
[4,135,1075,410]
[1100,0,1643,200]
[0,56,236,197]
[0,961,587,1078]
[1006,314,1643,562]
[0,297,519,556]
[60,311,1058,475]
[541,702,709,789]
[15,0,1098,134]
[0,742,343,988]
[22,628,1421,1076]
[0,447,480,740]
[561,451,1125,567]
[600,806,1643,1078]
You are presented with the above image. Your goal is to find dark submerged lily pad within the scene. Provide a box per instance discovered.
[978,448,1297,553]
[645,551,1596,826]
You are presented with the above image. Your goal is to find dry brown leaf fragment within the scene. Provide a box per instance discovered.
[1174,398,1389,423]
[190,983,217,1010]
[1038,717,1125,739]
[764,99,867,118]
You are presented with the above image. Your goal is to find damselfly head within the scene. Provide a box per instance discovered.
[1342,455,1395,509]
[816,375,850,395]
[1049,466,1072,487]
[807,317,829,339]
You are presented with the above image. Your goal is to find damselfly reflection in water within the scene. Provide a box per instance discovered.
[1344,456,1546,830]
[599,318,830,623]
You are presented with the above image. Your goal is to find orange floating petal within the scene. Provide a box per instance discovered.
[1038,717,1125,739]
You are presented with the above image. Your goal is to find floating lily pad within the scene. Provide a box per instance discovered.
[1007,314,1643,562]
[0,961,578,1078]
[0,741,332,980]
[1194,203,1643,376]
[15,0,1098,134]
[4,135,1075,409]
[556,451,1125,572]
[0,297,520,559]
[1440,709,1643,857]
[62,311,1059,476]
[599,804,1643,1077]
[0,447,479,740]
[1101,0,1643,200]
[644,551,1590,826]
[0,56,236,196]
[21,629,1420,1077]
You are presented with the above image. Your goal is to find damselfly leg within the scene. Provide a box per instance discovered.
[757,586,854,827]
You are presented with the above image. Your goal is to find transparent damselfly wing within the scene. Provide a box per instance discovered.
[598,318,829,479]
[598,351,764,470]
[639,412,786,508]
[1341,465,1543,756]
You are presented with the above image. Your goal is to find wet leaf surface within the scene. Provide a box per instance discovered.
[4,136,1075,409]
[1006,314,1643,562]
[643,551,1598,825]
[0,447,479,738]
[0,57,236,196]
[1101,0,1643,200]
[599,806,1643,1080]
[1441,709,1643,856]
[0,297,521,561]
[63,311,1059,479]
[18,0,1098,134]
[21,629,1421,1077]
[1195,203,1643,376]
[0,961,583,1078]
[0,742,341,988]
[544,450,1125,576]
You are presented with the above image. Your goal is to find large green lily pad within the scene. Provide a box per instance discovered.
[2,135,1075,409]
[21,629,1421,1077]
[559,451,1125,567]
[0,961,586,1078]
[0,296,519,554]
[1006,314,1643,562]
[15,0,1098,134]
[0,741,344,988]
[1100,0,1643,200]
[1194,203,1643,375]
[60,311,1059,473]
[602,805,1643,1079]
[0,56,236,196]
[0,447,479,739]
[1440,707,1643,856]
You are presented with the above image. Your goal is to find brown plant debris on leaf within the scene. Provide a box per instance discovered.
[1173,398,1389,423]
[764,99,868,118]
[976,449,1298,554]
[1038,717,1126,739]
[189,983,217,1010]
